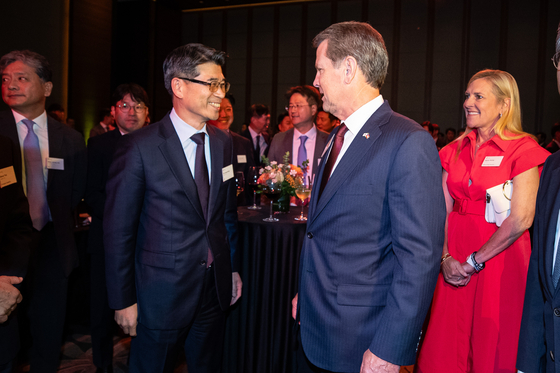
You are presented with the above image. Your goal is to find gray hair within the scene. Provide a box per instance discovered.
[555,22,560,66]
[312,21,389,89]
[0,50,52,83]
[163,43,226,96]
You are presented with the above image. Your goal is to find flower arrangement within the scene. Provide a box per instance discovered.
[258,152,305,197]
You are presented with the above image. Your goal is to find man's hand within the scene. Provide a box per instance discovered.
[115,303,138,336]
[441,256,471,287]
[231,272,242,305]
[360,350,399,373]
[292,293,298,320]
[0,276,23,323]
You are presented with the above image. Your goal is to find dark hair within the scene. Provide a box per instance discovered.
[111,83,149,107]
[247,104,269,119]
[312,21,388,89]
[99,108,112,121]
[445,128,456,136]
[47,103,64,113]
[163,43,226,96]
[422,121,434,133]
[225,93,235,106]
[318,110,337,122]
[286,85,322,109]
[277,112,289,124]
[0,50,52,83]
[551,123,560,138]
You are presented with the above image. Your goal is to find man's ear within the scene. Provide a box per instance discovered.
[110,106,116,118]
[311,104,317,117]
[171,77,184,99]
[43,81,53,97]
[343,56,358,84]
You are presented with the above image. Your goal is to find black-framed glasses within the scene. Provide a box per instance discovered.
[117,103,147,113]
[285,104,311,111]
[178,77,230,93]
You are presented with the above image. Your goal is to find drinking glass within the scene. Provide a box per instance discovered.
[262,181,282,222]
[247,166,262,210]
[294,178,312,221]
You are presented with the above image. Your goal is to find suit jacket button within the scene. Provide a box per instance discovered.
[307,232,313,239]
[555,308,560,317]
[551,350,555,361]
[199,260,206,266]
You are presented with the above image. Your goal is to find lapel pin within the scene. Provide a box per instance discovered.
[363,133,370,139]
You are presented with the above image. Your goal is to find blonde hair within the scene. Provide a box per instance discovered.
[453,69,533,159]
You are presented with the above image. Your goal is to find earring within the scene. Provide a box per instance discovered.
[499,113,502,118]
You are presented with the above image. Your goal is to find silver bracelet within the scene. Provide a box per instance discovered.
[466,251,485,272]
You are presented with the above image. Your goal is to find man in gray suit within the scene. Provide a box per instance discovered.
[268,85,328,181]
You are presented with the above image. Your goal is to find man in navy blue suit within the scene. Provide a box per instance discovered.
[292,22,445,373]
[517,22,560,373]
[104,43,241,373]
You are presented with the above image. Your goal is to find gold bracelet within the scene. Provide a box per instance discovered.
[440,253,451,265]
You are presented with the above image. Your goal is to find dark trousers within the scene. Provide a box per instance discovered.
[90,252,115,368]
[23,223,69,373]
[129,266,225,373]
[0,360,13,373]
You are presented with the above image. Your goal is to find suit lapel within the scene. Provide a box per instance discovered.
[282,129,294,162]
[207,125,224,224]
[545,167,560,295]
[157,116,205,221]
[46,118,64,190]
[0,112,23,180]
[308,103,391,226]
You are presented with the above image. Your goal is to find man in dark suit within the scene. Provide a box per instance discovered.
[291,22,445,372]
[0,50,87,372]
[268,85,328,181]
[208,93,255,205]
[89,108,114,139]
[0,134,33,373]
[85,83,150,373]
[517,23,560,373]
[104,43,241,373]
[241,104,270,165]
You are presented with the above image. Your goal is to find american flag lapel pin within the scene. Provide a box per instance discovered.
[363,133,370,139]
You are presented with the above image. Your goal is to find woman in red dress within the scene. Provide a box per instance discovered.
[416,69,550,373]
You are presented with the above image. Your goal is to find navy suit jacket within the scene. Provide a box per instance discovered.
[85,129,122,254]
[0,134,32,365]
[297,101,445,371]
[518,151,560,373]
[267,127,329,180]
[104,114,239,330]
[241,128,269,164]
[230,130,255,205]
[0,111,87,277]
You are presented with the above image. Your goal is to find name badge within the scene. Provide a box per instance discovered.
[0,166,17,188]
[47,157,64,170]
[481,156,503,167]
[237,155,247,164]
[222,164,234,181]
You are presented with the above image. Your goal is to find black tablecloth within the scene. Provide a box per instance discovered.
[223,206,308,373]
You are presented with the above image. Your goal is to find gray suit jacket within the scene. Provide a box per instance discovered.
[267,127,328,180]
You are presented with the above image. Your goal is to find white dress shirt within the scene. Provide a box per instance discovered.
[170,108,211,183]
[327,94,384,177]
[292,125,317,176]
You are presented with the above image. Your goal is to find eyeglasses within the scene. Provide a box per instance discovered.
[285,104,311,111]
[553,52,560,70]
[178,77,230,93]
[117,103,147,113]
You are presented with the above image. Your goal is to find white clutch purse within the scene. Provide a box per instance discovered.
[485,180,512,227]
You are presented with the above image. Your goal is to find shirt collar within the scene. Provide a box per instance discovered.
[170,108,208,146]
[462,128,512,153]
[13,110,48,129]
[294,125,317,140]
[248,126,262,140]
[343,95,384,135]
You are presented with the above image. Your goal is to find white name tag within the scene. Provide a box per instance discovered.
[237,155,247,164]
[481,156,503,167]
[222,164,234,181]
[0,166,17,188]
[47,157,64,170]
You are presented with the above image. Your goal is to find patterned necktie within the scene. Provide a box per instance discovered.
[22,119,49,230]
[318,123,348,200]
[298,135,308,178]
[255,135,261,164]
[190,133,212,266]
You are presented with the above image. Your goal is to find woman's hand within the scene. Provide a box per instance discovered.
[442,256,471,287]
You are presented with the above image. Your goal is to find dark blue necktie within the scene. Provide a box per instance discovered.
[191,133,212,266]
[22,119,49,230]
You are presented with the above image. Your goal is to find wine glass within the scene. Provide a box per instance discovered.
[262,180,282,222]
[294,177,312,221]
[247,166,262,210]
[235,172,245,197]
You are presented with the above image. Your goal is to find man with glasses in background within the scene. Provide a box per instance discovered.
[268,85,328,181]
[85,83,149,373]
[103,43,241,373]
[518,22,560,373]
